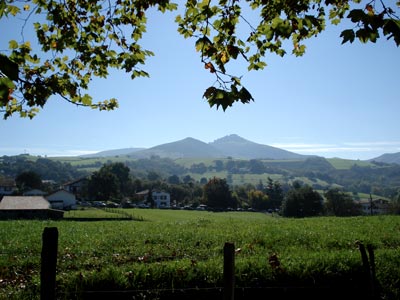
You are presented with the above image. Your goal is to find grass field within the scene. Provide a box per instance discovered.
[326,158,375,169]
[1,210,400,299]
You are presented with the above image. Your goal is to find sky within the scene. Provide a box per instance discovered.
[1,2,399,160]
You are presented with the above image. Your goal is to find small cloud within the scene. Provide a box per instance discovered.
[0,147,99,157]
[271,143,336,149]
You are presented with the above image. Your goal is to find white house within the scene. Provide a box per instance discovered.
[152,191,170,208]
[356,198,390,215]
[46,189,77,210]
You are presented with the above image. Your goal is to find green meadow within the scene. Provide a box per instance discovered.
[1,210,400,299]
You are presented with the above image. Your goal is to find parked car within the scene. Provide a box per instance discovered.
[106,202,119,208]
[93,201,106,208]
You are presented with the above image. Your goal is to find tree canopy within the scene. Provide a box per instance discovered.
[0,0,399,118]
[15,170,43,192]
[281,182,323,217]
[324,187,361,216]
[87,162,132,201]
[203,176,235,208]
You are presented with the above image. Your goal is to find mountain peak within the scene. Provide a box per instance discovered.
[209,135,306,159]
[211,134,250,144]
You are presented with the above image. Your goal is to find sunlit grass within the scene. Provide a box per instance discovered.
[1,211,400,299]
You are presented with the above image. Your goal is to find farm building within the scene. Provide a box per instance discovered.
[46,189,77,210]
[0,196,64,220]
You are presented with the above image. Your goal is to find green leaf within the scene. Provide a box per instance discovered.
[81,94,92,106]
[0,0,6,17]
[0,54,19,81]
[347,9,365,23]
[356,28,378,43]
[340,29,355,44]
[238,87,254,104]
[383,19,400,46]
[7,5,20,16]
[0,77,15,89]
[195,36,212,52]
[9,40,18,49]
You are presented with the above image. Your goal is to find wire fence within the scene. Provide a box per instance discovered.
[2,227,380,300]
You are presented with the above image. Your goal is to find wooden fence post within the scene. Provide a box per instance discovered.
[41,227,58,300]
[224,242,235,300]
[358,242,377,298]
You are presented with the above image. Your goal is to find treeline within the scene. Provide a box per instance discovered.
[2,154,400,199]
[64,162,400,217]
[4,157,400,217]
[0,155,86,183]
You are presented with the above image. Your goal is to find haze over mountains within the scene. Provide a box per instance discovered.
[83,134,314,160]
[82,134,400,165]
[371,152,400,165]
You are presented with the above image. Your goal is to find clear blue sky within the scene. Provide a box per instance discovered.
[1,3,399,160]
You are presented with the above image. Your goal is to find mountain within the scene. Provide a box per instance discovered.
[83,135,310,160]
[100,135,308,160]
[81,147,145,158]
[370,152,400,165]
[129,137,224,159]
[209,134,307,160]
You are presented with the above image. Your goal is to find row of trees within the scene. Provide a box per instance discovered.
[3,154,400,199]
[204,176,364,217]
[75,163,372,217]
[9,161,400,217]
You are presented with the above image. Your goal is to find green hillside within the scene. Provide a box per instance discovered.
[326,158,375,170]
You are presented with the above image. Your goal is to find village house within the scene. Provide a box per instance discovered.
[62,177,88,200]
[152,191,171,208]
[46,189,77,210]
[0,196,64,220]
[135,189,149,203]
[134,190,171,208]
[356,198,391,215]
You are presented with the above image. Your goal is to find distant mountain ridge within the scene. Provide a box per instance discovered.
[83,134,310,160]
[81,147,145,158]
[209,134,306,160]
[127,137,224,159]
[370,152,400,165]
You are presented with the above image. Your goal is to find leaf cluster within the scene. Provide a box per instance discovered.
[340,2,400,45]
[0,0,398,118]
